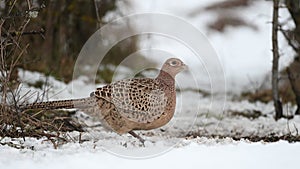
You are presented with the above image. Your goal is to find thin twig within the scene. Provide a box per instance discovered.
[94,0,102,28]
[279,26,299,53]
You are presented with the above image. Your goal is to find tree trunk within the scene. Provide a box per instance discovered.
[287,58,300,115]
[285,0,300,115]
[272,0,283,120]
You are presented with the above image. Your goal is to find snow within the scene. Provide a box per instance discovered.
[2,68,297,169]
[1,138,300,169]
[1,0,300,169]
[18,70,98,102]
[18,69,300,139]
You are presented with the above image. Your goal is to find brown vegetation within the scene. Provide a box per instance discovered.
[240,72,298,105]
[0,107,83,140]
[0,1,109,146]
[190,0,256,32]
[208,16,258,32]
[204,0,251,10]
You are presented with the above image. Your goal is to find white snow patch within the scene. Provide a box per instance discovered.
[1,138,300,169]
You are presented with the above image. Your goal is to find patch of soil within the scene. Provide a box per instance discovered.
[185,132,300,143]
[228,110,266,119]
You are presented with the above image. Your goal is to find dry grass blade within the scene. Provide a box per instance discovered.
[0,106,84,139]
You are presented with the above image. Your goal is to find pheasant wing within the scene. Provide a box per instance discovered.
[92,78,168,123]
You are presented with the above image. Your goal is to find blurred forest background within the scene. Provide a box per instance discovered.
[188,0,300,118]
[0,0,145,83]
[0,0,300,114]
[1,0,299,104]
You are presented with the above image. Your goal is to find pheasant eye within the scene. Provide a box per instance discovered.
[170,61,178,66]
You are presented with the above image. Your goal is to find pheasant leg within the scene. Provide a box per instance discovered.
[128,131,145,144]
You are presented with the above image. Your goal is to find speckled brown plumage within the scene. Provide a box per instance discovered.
[22,58,187,142]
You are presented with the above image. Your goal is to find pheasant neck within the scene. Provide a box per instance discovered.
[156,70,175,90]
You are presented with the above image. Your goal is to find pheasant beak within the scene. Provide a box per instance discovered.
[182,63,188,70]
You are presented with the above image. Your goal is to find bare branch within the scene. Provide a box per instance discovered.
[279,26,299,52]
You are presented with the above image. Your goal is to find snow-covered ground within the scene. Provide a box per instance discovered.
[1,67,299,168]
[1,137,300,169]
[17,69,300,139]
[1,0,299,168]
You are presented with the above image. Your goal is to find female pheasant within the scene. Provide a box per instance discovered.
[22,58,187,143]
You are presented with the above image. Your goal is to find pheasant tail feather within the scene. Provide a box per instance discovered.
[21,97,97,110]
